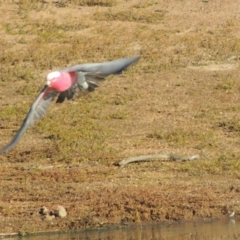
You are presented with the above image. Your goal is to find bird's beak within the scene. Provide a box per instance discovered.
[46,80,51,86]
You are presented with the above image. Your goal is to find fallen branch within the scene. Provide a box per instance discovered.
[118,153,202,166]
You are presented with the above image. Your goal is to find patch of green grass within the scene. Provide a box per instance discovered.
[0,51,37,83]
[133,1,158,9]
[176,29,240,64]
[15,0,47,12]
[107,111,129,120]
[215,75,239,93]
[4,21,65,42]
[148,128,215,148]
[37,29,65,43]
[0,103,27,121]
[14,0,116,8]
[194,112,208,119]
[78,0,116,6]
[34,101,114,162]
[217,118,240,132]
[172,150,240,177]
[105,91,140,106]
[15,84,39,96]
[225,106,240,112]
[94,9,165,23]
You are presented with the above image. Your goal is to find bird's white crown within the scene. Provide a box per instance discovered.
[46,71,61,81]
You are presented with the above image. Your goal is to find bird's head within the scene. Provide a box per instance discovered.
[46,71,61,86]
[45,71,74,92]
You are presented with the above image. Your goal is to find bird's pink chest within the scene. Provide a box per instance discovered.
[51,72,77,92]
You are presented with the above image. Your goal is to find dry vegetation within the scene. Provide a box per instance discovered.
[1,0,240,236]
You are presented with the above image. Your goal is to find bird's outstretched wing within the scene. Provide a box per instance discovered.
[60,56,140,74]
[0,86,58,154]
[56,56,140,103]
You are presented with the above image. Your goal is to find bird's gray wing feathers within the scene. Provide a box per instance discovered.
[60,56,140,74]
[27,87,58,127]
[56,56,140,103]
[0,86,57,154]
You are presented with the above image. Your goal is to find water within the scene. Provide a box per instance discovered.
[5,219,240,240]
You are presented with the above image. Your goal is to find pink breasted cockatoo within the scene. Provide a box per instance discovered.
[0,56,140,154]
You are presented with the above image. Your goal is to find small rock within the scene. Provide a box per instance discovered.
[56,205,67,218]
[39,206,49,216]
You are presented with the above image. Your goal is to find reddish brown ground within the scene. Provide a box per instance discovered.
[1,0,240,236]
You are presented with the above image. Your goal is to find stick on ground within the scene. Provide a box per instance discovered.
[118,153,201,166]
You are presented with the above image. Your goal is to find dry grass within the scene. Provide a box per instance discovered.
[1,0,240,235]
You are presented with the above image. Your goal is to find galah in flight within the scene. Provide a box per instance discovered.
[0,56,140,154]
